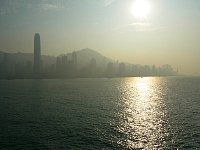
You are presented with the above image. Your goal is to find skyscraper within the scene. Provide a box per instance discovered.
[34,33,41,75]
[72,51,77,73]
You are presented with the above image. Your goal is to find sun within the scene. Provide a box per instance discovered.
[131,0,151,19]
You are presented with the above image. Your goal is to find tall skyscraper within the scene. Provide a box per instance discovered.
[34,33,41,75]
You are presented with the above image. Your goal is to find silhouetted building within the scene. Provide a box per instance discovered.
[34,33,41,75]
[106,62,114,77]
[62,56,68,68]
[152,65,157,76]
[0,47,178,79]
[56,56,62,75]
[144,65,150,76]
[72,51,77,76]
[89,58,97,77]
[2,53,15,78]
[61,56,68,77]
[119,62,125,76]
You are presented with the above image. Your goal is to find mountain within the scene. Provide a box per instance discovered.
[65,48,113,68]
[0,49,177,78]
[0,48,113,68]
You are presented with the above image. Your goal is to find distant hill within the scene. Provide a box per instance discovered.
[64,48,113,68]
[0,48,114,68]
[0,49,177,78]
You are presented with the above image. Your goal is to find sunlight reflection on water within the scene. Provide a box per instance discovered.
[117,77,168,149]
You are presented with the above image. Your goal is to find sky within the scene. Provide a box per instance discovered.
[0,0,200,75]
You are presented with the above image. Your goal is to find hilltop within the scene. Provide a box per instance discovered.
[0,48,112,68]
[0,48,177,79]
[63,48,113,68]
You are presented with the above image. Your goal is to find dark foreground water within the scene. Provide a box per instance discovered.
[0,77,199,149]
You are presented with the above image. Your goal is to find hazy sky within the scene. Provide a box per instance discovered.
[0,0,200,75]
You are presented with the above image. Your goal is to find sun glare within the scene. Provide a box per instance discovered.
[131,0,151,19]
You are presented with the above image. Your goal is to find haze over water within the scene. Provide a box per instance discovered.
[0,77,199,149]
[1,0,200,75]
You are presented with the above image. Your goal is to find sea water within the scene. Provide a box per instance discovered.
[0,77,199,149]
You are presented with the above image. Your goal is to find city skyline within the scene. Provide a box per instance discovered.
[0,33,177,79]
[0,1,199,149]
[0,0,200,75]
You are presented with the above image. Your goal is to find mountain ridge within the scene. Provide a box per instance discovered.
[0,48,114,67]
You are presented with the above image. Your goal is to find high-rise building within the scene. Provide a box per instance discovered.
[34,33,41,75]
[72,51,77,72]
[106,62,114,77]
[119,62,125,76]
[72,51,77,66]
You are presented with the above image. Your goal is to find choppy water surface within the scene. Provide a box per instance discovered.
[0,77,199,149]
